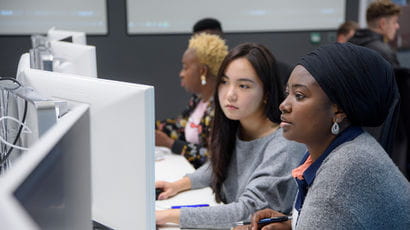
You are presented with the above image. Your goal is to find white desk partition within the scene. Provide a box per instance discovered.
[155,147,219,230]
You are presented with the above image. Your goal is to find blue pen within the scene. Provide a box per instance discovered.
[171,204,209,209]
[234,215,292,226]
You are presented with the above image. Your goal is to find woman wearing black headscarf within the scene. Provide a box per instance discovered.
[244,43,410,230]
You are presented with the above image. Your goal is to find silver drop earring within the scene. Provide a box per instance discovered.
[331,122,340,135]
[201,75,207,85]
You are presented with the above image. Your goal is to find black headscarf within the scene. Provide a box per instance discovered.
[298,42,400,154]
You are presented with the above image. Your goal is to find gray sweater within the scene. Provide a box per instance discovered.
[180,128,306,229]
[296,132,410,229]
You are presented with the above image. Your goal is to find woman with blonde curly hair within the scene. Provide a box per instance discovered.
[156,33,228,169]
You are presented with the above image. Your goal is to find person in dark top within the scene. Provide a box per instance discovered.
[349,0,401,67]
[192,18,223,36]
[193,18,292,87]
[336,21,358,43]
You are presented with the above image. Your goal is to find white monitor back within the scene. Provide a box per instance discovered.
[50,40,97,77]
[16,53,31,78]
[47,28,87,45]
[19,68,155,230]
[0,103,91,230]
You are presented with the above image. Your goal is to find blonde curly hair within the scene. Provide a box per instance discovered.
[188,33,228,76]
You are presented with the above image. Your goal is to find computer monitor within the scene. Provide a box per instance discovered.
[0,102,92,229]
[18,68,155,230]
[47,28,87,45]
[16,53,30,78]
[50,40,97,77]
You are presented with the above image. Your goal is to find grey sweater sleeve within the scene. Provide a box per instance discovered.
[180,138,305,229]
[185,161,213,189]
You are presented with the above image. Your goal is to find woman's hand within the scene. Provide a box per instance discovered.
[156,209,180,225]
[250,209,291,230]
[155,181,180,200]
[155,130,175,148]
[155,177,192,200]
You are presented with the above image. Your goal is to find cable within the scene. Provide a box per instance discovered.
[0,77,22,90]
[0,100,28,166]
[0,77,30,166]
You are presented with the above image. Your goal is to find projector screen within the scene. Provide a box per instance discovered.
[126,0,346,34]
[0,0,107,35]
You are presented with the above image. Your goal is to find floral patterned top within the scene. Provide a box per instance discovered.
[156,95,214,169]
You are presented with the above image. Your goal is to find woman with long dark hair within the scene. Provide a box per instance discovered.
[155,43,305,228]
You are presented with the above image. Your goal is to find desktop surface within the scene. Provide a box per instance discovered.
[155,147,220,230]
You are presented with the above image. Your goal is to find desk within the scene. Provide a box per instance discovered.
[155,147,218,230]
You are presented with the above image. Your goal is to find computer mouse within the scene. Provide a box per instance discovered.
[155,188,164,200]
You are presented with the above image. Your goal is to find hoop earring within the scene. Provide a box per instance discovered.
[201,75,207,85]
[331,122,340,135]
